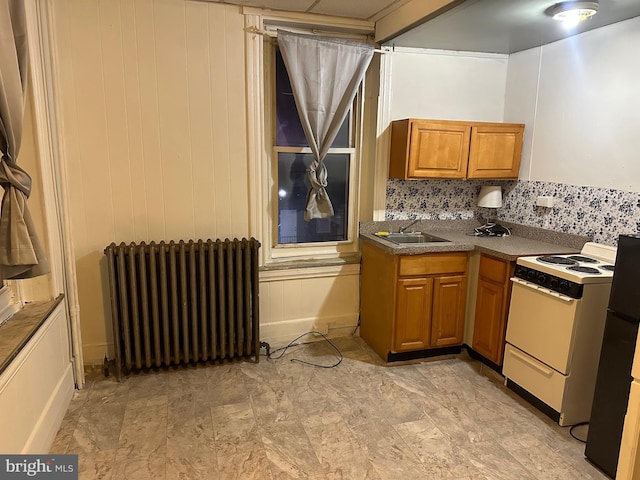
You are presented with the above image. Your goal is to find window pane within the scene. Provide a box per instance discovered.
[278,153,349,244]
[275,49,350,148]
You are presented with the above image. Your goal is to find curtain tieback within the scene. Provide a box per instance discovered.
[0,156,32,197]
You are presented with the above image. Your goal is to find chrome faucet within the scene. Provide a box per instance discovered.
[399,219,419,234]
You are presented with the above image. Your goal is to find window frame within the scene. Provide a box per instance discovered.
[260,27,368,265]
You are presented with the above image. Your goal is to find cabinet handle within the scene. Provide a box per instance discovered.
[508,347,555,377]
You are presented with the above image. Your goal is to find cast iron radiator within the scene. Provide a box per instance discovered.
[104,238,261,380]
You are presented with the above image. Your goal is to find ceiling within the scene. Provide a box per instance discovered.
[205,0,640,55]
[386,0,640,54]
[201,0,412,22]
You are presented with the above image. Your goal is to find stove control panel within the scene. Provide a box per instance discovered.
[514,265,583,299]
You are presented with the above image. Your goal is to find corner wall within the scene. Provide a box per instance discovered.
[506,16,640,191]
[501,16,640,244]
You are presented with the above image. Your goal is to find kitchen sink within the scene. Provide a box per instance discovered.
[376,232,449,244]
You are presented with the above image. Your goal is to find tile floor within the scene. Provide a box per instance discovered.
[50,336,609,479]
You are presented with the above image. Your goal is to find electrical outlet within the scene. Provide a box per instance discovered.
[536,196,554,208]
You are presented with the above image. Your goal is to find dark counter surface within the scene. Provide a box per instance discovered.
[359,220,589,261]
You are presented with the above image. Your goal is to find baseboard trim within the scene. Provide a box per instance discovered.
[387,345,463,362]
[506,378,561,424]
[83,342,112,365]
[260,314,359,347]
[463,344,502,374]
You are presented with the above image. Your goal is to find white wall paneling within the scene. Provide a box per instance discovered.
[0,303,74,453]
[503,47,541,182]
[505,17,640,190]
[388,47,509,122]
[375,47,509,221]
[51,0,250,362]
[259,265,361,346]
[52,0,367,363]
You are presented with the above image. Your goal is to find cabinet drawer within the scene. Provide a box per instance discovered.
[503,344,565,411]
[399,253,467,277]
[479,255,508,284]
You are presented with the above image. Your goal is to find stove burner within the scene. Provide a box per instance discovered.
[600,265,615,272]
[567,266,601,274]
[567,255,599,263]
[537,256,578,266]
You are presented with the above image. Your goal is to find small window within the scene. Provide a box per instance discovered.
[274,49,354,245]
[277,153,349,244]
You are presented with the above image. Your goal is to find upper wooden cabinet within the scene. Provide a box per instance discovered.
[389,119,524,180]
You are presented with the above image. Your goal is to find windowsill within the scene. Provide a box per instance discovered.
[0,295,64,377]
[260,252,361,271]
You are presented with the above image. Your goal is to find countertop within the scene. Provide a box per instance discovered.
[359,220,589,261]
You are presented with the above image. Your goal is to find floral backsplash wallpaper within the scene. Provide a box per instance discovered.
[386,179,640,245]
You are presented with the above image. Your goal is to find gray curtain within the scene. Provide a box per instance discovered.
[0,0,49,279]
[277,30,373,221]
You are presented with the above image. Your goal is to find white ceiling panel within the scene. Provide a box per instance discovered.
[237,0,316,13]
[202,0,406,20]
[309,0,405,21]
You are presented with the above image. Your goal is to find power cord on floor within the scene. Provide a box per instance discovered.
[267,331,343,368]
[351,315,360,336]
[569,422,589,443]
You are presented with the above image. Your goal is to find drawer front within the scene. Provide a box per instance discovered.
[506,281,578,374]
[399,253,467,277]
[479,255,508,284]
[503,344,565,411]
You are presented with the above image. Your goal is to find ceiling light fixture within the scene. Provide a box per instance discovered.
[548,1,599,27]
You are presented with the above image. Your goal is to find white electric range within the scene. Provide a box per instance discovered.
[503,242,617,426]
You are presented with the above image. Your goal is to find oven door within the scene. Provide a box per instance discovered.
[505,277,579,374]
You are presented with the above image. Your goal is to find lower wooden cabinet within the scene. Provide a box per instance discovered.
[432,275,467,347]
[471,254,515,365]
[394,277,433,352]
[360,241,468,360]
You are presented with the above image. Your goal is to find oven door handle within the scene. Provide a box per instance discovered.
[510,277,575,303]
[507,347,555,378]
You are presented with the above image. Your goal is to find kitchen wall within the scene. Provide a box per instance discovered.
[389,47,508,122]
[383,47,510,226]
[386,179,511,221]
[501,16,640,245]
[385,179,640,246]
[508,17,640,190]
[384,17,640,246]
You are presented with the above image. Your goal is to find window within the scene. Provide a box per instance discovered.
[273,48,356,246]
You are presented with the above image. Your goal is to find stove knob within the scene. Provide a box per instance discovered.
[559,280,570,291]
[537,273,547,284]
[549,278,559,290]
[527,270,536,281]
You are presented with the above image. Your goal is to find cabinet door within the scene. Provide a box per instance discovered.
[394,277,433,352]
[472,255,515,365]
[408,121,470,179]
[467,124,524,179]
[472,279,505,363]
[431,275,466,347]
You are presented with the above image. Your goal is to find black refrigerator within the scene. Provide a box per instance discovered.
[585,234,640,478]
